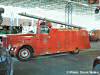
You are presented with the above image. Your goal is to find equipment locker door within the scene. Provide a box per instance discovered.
[57,30,66,52]
[48,29,58,54]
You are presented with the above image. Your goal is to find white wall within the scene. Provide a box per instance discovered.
[0,5,100,30]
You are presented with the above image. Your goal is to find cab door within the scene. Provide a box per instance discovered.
[36,25,50,55]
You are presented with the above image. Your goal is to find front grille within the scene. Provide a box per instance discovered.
[2,37,7,48]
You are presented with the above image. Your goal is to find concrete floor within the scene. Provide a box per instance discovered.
[13,42,100,75]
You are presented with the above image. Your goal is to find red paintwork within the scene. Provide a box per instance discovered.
[2,21,90,56]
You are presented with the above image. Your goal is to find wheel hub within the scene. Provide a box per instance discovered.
[21,50,29,57]
[19,49,30,59]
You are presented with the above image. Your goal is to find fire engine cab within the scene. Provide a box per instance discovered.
[2,14,91,61]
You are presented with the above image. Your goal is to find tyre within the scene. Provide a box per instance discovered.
[17,46,33,61]
[70,49,79,54]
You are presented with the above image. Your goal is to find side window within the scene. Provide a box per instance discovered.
[40,25,49,34]
[40,21,50,34]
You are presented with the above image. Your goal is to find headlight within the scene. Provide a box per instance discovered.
[10,47,16,51]
[8,44,16,51]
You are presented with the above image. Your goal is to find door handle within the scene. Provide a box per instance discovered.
[36,36,39,40]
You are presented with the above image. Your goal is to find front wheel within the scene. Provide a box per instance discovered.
[17,46,33,61]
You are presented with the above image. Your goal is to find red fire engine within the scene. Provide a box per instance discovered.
[2,13,90,61]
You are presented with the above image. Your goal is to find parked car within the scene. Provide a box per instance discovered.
[93,56,100,75]
[0,45,13,75]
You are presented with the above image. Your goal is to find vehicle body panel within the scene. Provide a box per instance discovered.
[2,28,91,57]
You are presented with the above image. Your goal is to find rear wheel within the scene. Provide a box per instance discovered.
[70,49,79,54]
[17,46,33,61]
